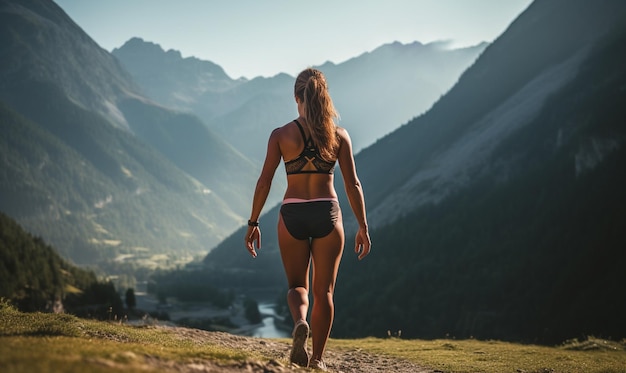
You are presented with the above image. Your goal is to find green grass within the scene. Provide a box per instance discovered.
[0,300,254,373]
[327,337,626,373]
[2,300,625,373]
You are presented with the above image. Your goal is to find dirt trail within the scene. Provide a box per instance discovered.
[159,326,435,373]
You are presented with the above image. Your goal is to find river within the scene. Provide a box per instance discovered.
[132,286,290,338]
[249,302,290,338]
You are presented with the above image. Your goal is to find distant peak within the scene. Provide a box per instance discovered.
[126,36,147,45]
[165,49,183,59]
[390,40,424,47]
[374,40,427,53]
[115,37,164,53]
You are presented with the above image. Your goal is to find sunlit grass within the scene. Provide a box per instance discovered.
[2,299,625,373]
[327,337,626,373]
[0,299,257,373]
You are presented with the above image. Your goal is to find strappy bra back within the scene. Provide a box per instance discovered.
[284,120,336,175]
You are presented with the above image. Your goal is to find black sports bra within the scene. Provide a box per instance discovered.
[284,120,336,175]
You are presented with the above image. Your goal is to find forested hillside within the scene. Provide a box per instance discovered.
[332,21,626,343]
[0,211,123,317]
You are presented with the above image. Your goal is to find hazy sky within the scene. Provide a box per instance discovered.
[55,0,533,79]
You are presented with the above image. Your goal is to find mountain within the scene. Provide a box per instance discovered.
[109,37,244,112]
[112,38,487,159]
[201,0,626,343]
[0,0,256,269]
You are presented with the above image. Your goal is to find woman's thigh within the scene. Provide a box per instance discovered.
[278,213,312,289]
[310,217,345,295]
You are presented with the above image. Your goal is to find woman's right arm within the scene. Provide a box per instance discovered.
[337,128,371,260]
[245,128,282,257]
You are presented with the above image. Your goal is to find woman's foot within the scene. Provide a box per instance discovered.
[290,319,310,367]
[309,358,328,371]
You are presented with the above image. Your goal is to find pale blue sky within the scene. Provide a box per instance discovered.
[55,0,533,79]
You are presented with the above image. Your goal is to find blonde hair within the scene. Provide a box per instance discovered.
[294,68,339,161]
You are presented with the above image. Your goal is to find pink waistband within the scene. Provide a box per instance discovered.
[282,197,338,205]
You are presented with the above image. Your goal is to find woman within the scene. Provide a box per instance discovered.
[245,68,371,370]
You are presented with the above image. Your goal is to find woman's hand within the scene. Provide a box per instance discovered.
[354,227,371,260]
[245,226,261,258]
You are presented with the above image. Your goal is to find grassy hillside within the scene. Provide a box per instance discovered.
[1,300,624,373]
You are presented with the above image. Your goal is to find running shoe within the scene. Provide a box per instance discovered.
[309,358,328,371]
[290,319,310,367]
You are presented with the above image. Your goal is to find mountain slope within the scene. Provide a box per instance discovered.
[357,0,626,224]
[0,95,237,265]
[0,0,137,129]
[0,0,250,267]
[333,0,626,342]
[117,97,259,217]
[201,0,626,343]
[333,23,626,342]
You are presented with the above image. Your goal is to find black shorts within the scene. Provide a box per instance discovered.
[280,200,340,240]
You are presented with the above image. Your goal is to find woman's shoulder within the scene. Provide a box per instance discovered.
[335,126,351,141]
[269,121,301,146]
[271,121,295,135]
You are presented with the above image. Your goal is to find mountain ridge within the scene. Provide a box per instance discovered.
[113,37,488,158]
[111,37,243,111]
